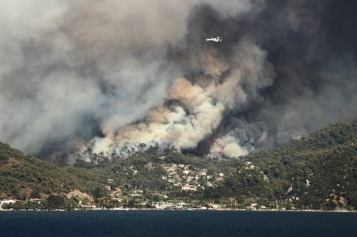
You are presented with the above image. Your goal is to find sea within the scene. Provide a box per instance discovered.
[0,210,356,237]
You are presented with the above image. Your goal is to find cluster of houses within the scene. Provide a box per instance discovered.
[152,201,221,210]
[105,179,145,199]
[246,203,267,210]
[160,163,225,191]
[0,198,43,210]
[100,163,227,205]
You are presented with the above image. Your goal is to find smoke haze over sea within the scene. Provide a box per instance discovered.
[1,0,357,161]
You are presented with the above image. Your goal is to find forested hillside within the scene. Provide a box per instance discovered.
[206,118,357,210]
[0,142,101,199]
[74,147,239,195]
[2,118,357,210]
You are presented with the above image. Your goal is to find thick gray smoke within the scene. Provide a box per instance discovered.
[1,0,357,161]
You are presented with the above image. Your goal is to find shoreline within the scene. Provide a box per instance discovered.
[1,208,356,213]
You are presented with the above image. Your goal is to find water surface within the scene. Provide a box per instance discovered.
[0,210,356,237]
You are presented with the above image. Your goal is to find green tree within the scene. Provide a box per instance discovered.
[92,187,106,199]
[47,195,65,210]
[30,189,41,198]
[81,197,90,205]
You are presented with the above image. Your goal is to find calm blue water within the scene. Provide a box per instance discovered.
[0,210,356,237]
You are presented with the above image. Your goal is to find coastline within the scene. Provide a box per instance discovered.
[1,208,355,213]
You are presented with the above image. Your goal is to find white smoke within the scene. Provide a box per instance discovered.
[209,135,249,158]
[0,0,262,159]
[2,0,357,162]
[84,39,274,159]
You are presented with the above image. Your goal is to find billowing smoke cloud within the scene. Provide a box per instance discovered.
[86,37,274,159]
[1,0,357,161]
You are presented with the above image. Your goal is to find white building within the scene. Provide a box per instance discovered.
[183,170,190,175]
[182,184,191,191]
[0,200,16,209]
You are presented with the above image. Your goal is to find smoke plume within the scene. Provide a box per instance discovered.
[1,0,357,161]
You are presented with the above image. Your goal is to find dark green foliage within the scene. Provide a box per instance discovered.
[47,195,65,209]
[30,189,41,198]
[92,187,107,199]
[0,142,102,198]
[205,118,357,210]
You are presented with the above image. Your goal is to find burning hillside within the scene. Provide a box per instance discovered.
[1,0,357,162]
